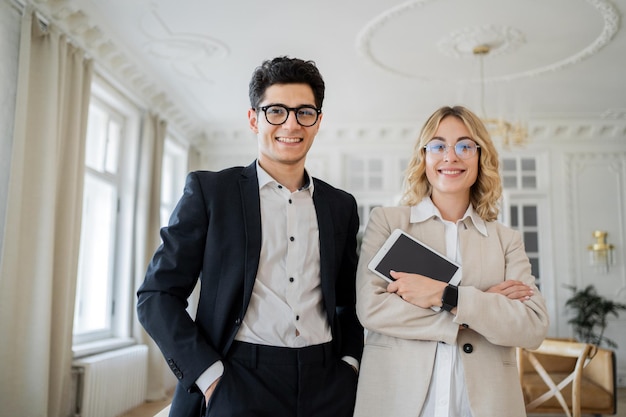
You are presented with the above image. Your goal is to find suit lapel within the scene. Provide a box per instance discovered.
[237,171,336,321]
[312,181,336,320]
[239,162,262,312]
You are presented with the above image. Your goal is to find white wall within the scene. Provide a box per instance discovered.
[553,143,626,385]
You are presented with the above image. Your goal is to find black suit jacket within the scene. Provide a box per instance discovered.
[137,161,363,415]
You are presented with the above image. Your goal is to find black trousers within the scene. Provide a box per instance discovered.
[204,341,358,417]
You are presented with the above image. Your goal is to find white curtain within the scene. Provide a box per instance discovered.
[134,112,168,401]
[0,9,92,417]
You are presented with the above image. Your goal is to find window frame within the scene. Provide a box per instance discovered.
[160,136,188,228]
[72,75,141,355]
[500,151,557,333]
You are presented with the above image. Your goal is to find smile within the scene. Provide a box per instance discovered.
[276,137,302,143]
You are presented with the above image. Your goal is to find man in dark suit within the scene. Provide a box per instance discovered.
[137,56,363,417]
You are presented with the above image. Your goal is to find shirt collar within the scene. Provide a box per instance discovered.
[256,161,314,194]
[410,196,488,236]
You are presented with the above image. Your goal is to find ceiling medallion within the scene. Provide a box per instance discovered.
[356,0,619,82]
[437,25,526,59]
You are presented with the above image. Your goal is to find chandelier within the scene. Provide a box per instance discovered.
[473,44,528,148]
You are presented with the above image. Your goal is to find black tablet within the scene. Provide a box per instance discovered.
[368,228,462,286]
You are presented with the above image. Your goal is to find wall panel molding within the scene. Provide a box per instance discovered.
[564,152,626,296]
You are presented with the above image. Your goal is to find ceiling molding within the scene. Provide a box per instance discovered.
[26,0,206,145]
[202,119,626,149]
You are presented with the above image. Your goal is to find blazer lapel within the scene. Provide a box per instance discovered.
[239,162,262,311]
[312,182,336,320]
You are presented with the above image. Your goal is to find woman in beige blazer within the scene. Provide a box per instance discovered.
[353,106,549,417]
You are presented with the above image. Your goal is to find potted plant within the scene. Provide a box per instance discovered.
[564,284,626,348]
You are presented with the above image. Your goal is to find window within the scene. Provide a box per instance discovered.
[345,154,406,230]
[161,136,188,226]
[73,77,140,349]
[73,102,120,337]
[500,154,552,292]
[501,156,538,189]
[346,156,384,191]
[356,200,382,231]
[398,157,409,189]
[508,203,541,286]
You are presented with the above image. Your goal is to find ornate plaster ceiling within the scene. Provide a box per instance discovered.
[19,0,626,142]
[358,0,619,81]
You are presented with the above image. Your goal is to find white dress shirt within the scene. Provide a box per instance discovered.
[235,163,332,346]
[413,197,487,417]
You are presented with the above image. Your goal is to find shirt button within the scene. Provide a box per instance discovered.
[289,199,292,204]
[296,315,300,320]
[278,185,283,189]
[289,277,294,282]
[290,236,295,242]
[463,343,473,353]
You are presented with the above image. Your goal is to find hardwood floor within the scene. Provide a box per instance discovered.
[118,387,626,417]
[117,392,172,417]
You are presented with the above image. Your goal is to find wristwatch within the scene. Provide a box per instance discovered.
[441,284,458,312]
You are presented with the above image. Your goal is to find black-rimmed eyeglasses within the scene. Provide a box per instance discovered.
[257,104,321,127]
[423,139,481,160]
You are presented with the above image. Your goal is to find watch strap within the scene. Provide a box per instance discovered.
[441,284,458,312]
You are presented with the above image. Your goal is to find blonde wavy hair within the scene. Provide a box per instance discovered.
[400,106,502,221]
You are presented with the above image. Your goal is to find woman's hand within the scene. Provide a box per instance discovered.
[486,280,533,301]
[387,270,533,310]
[386,270,447,309]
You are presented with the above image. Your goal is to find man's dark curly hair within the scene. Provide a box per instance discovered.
[248,56,325,110]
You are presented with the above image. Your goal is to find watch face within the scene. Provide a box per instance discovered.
[442,285,458,311]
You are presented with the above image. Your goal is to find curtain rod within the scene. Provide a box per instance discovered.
[10,0,50,29]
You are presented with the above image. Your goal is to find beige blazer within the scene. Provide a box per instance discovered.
[353,206,549,417]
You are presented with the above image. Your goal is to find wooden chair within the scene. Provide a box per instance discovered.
[517,338,616,417]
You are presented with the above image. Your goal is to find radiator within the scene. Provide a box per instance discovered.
[72,344,148,417]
